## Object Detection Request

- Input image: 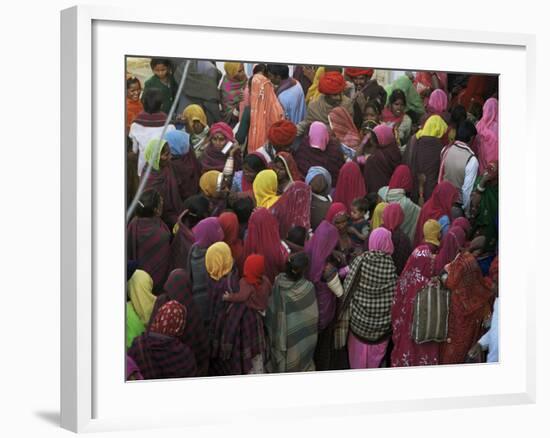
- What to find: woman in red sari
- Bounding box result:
[440,251,494,364]
[270,181,312,240]
[218,212,245,275]
[391,219,442,367]
[332,161,366,212]
[127,189,171,294]
[243,207,288,283]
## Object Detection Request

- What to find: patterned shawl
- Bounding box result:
[265,274,319,373]
[270,181,312,240]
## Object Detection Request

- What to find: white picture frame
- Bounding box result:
[60,4,536,433]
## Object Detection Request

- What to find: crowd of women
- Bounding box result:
[125,59,499,380]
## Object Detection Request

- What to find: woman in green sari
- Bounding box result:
[470,160,498,253]
[126,270,156,349]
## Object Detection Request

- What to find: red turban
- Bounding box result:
[268,120,297,147]
[318,71,346,95]
[345,67,374,78]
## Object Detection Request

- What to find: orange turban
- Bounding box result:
[345,68,374,78]
[268,120,297,147]
[318,71,346,95]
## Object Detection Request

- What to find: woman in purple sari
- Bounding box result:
[127,189,171,294]
[187,217,224,328]
[149,269,210,376]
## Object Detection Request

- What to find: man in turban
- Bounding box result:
[256,120,298,163]
[344,67,387,127]
[297,71,355,136]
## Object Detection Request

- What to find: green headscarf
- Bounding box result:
[144,138,167,171]
[385,75,425,116]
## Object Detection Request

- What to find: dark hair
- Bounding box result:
[365,193,379,217]
[469,101,483,121]
[253,63,267,75]
[365,99,381,115]
[244,153,267,174]
[150,58,172,70]
[182,194,210,227]
[389,89,407,106]
[351,197,369,213]
[232,197,255,224]
[266,64,289,80]
[451,105,467,125]
[136,189,161,217]
[141,87,163,114]
[456,120,478,143]
[127,77,141,90]
[286,226,307,247]
[285,252,309,282]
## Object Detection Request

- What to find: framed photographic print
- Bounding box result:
[61,4,536,433]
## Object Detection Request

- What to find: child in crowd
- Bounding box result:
[347,197,370,248]
[143,58,178,115]
[126,76,143,134]
[223,254,273,315]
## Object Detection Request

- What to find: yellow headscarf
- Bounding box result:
[371,202,388,230]
[305,67,325,104]
[127,270,156,325]
[253,169,280,208]
[423,219,442,247]
[199,170,221,198]
[205,241,234,281]
[182,104,208,128]
[224,62,242,80]
[144,138,167,171]
[416,115,448,139]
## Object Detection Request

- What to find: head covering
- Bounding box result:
[192,217,224,248]
[382,203,405,232]
[182,104,207,128]
[452,217,472,235]
[416,114,448,139]
[373,124,395,146]
[423,219,441,246]
[476,97,499,135]
[385,74,425,116]
[326,202,347,224]
[305,166,332,195]
[244,208,285,283]
[328,106,361,148]
[224,62,243,79]
[427,89,448,115]
[199,170,221,198]
[388,164,413,193]
[128,270,156,325]
[368,227,394,254]
[253,169,280,208]
[309,122,330,151]
[205,241,234,281]
[218,212,240,246]
[144,138,167,171]
[149,300,187,337]
[333,161,367,210]
[305,66,325,104]
[209,121,236,143]
[305,220,340,282]
[164,130,191,156]
[243,254,265,287]
[345,67,374,78]
[268,120,297,147]
[319,71,346,95]
[371,202,388,229]
[276,151,303,182]
[435,226,466,272]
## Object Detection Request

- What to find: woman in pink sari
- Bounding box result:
[472,98,498,174]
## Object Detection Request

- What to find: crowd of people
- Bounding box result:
[125,58,499,380]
